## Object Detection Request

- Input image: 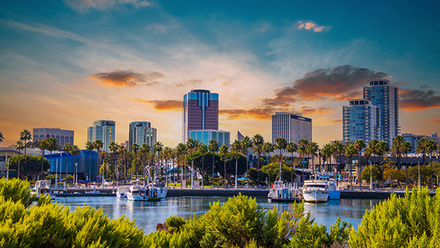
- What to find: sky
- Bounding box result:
[1,0,440,149]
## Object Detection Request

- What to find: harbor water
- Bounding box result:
[55,196,382,234]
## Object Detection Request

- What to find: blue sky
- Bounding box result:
[1,0,439,147]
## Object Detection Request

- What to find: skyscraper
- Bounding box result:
[128,121,157,150]
[183,89,219,143]
[87,120,115,152]
[272,112,312,144]
[343,99,379,143]
[363,79,399,145]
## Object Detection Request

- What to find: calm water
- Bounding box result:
[55,196,382,234]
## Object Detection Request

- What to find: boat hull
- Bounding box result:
[303,190,329,203]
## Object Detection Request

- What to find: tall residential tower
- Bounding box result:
[87,120,115,152]
[342,99,379,143]
[128,121,157,150]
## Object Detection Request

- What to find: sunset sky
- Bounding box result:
[1,0,440,149]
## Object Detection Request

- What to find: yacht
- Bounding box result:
[268,181,302,202]
[126,184,167,201]
[116,187,129,198]
[302,180,329,203]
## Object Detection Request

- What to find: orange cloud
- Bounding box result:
[331,119,342,124]
[90,70,163,87]
[298,20,331,32]
[133,99,182,110]
[300,106,332,115]
[219,108,276,120]
[400,88,440,111]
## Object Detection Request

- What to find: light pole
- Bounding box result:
[55,159,58,189]
[75,163,77,188]
[370,161,373,190]
[191,160,194,189]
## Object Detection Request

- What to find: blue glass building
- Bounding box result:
[188,130,230,146]
[343,99,379,143]
[46,150,100,181]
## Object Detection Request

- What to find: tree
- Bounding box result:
[131,143,140,178]
[262,142,274,185]
[0,131,4,143]
[198,144,208,188]
[70,145,81,186]
[37,139,49,179]
[109,141,119,182]
[286,142,298,183]
[186,139,200,188]
[391,136,411,187]
[252,134,265,186]
[345,144,357,189]
[353,139,366,187]
[307,141,319,175]
[93,140,104,179]
[14,140,24,179]
[176,143,186,188]
[360,164,382,182]
[377,141,390,188]
[231,140,242,189]
[62,143,72,188]
[153,141,164,181]
[363,147,373,189]
[163,146,172,186]
[297,139,309,184]
[85,141,94,182]
[208,139,220,186]
[331,140,345,182]
[20,129,32,155]
[219,144,229,186]
[416,137,430,166]
[321,143,333,173]
[274,137,287,181]
[8,155,50,180]
[241,136,253,186]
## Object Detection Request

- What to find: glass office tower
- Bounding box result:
[128,121,157,150]
[87,120,115,152]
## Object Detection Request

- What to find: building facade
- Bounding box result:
[343,99,379,143]
[33,128,74,149]
[363,79,399,145]
[128,121,157,150]
[87,120,115,152]
[46,150,100,181]
[403,133,440,152]
[188,130,230,146]
[272,112,312,144]
[183,89,219,143]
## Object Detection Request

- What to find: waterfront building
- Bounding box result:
[87,120,115,152]
[183,89,219,143]
[403,132,439,152]
[128,121,157,150]
[363,79,399,145]
[33,128,74,149]
[272,112,312,144]
[343,99,379,143]
[0,148,19,176]
[46,150,100,181]
[188,130,230,146]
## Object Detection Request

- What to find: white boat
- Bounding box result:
[126,184,167,201]
[116,187,129,198]
[302,180,329,203]
[327,179,341,200]
[268,181,302,202]
[33,180,51,197]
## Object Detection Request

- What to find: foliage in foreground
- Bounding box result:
[146,194,351,248]
[349,187,440,248]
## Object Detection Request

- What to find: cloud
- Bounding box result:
[433,118,440,123]
[63,0,152,13]
[263,65,389,106]
[298,21,331,32]
[173,79,202,88]
[133,99,182,110]
[331,119,342,124]
[400,88,440,111]
[219,108,277,120]
[90,70,163,87]
[300,106,332,115]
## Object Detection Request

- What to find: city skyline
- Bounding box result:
[1,1,440,148]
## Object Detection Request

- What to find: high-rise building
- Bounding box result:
[33,128,74,149]
[272,112,312,144]
[188,130,230,146]
[87,120,115,152]
[128,121,157,150]
[363,79,399,145]
[343,99,379,143]
[183,89,219,143]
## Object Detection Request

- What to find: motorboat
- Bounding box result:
[315,173,341,200]
[268,181,302,202]
[126,184,167,201]
[116,187,129,198]
[33,180,51,197]
[302,180,329,203]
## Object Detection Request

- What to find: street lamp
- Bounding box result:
[75,163,78,188]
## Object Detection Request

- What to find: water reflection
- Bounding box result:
[55,196,382,234]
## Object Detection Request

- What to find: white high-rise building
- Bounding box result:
[343,99,379,143]
[363,79,399,145]
[87,120,115,152]
[272,112,312,144]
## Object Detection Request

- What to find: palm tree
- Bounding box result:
[37,139,49,179]
[131,143,140,179]
[85,141,94,183]
[416,138,430,166]
[321,144,333,173]
[140,144,151,183]
[0,131,4,143]
[231,140,242,189]
[274,137,287,181]
[297,139,309,184]
[241,136,253,187]
[427,139,437,187]
[14,140,24,179]
[208,139,219,186]
[345,144,357,189]
[219,144,229,187]
[376,141,390,188]
[70,145,81,186]
[331,141,345,183]
[94,140,103,185]
[286,142,298,183]
[391,136,411,187]
[46,138,57,184]
[20,129,32,155]
[353,140,366,187]
[307,142,319,176]
[252,134,264,186]
[363,147,373,190]
[186,138,200,188]
[163,146,172,187]
[198,144,208,188]
[62,143,72,188]
[176,143,186,188]
[109,141,119,182]
[262,142,274,185]
[153,142,164,182]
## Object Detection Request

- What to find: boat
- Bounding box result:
[126,183,167,201]
[268,181,302,202]
[33,180,51,197]
[302,180,329,203]
[315,173,341,200]
[116,187,129,198]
